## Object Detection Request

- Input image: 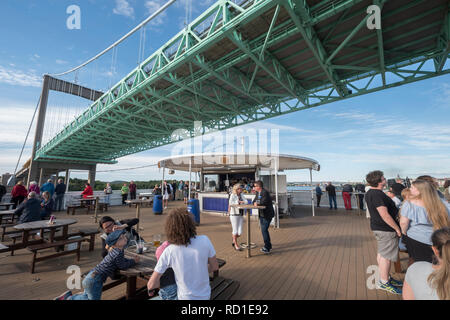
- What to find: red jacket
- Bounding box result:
[81,186,93,198]
[129,183,136,193]
[11,185,28,198]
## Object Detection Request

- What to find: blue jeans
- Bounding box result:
[159,283,178,300]
[54,194,65,211]
[259,217,272,251]
[329,195,337,209]
[105,194,111,205]
[68,271,104,300]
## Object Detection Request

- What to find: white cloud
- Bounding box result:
[145,0,168,26]
[56,59,68,65]
[113,0,135,18]
[0,65,42,87]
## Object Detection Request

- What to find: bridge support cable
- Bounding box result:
[10,95,42,185]
[49,0,178,77]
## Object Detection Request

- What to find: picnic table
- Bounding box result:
[0,203,14,211]
[80,196,104,211]
[14,219,78,248]
[138,193,153,201]
[125,199,153,231]
[0,210,19,225]
[230,204,265,258]
[121,245,158,299]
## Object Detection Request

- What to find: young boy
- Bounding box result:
[54,230,139,300]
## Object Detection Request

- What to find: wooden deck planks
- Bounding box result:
[0,203,405,300]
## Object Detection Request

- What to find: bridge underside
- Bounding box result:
[35,0,450,164]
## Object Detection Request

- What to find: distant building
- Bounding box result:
[0,173,11,186]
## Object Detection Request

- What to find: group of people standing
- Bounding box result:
[364,170,450,299]
[153,181,191,209]
[315,181,366,211]
[79,181,136,205]
[118,181,137,205]
[10,179,67,212]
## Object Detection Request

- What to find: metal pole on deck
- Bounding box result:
[162,166,165,199]
[188,157,192,201]
[275,157,279,228]
[65,169,70,210]
[310,168,315,217]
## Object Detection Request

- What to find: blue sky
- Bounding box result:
[0,0,449,183]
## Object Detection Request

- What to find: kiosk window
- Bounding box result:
[204,175,219,192]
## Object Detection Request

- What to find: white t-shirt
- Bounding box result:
[154,235,216,300]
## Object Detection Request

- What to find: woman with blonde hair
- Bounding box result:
[403,227,450,300]
[400,179,450,264]
[228,184,246,251]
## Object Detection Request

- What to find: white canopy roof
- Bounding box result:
[158,153,320,173]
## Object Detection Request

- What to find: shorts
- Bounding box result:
[163,194,169,200]
[403,234,433,263]
[373,230,399,262]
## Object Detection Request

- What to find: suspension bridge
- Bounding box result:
[13,0,450,186]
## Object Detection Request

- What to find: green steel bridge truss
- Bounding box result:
[35,0,450,164]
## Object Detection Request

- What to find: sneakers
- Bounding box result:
[54,290,72,300]
[376,281,402,295]
[389,276,403,287]
[260,247,271,254]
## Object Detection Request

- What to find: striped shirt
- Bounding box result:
[93,248,136,282]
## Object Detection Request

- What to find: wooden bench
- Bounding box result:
[78,228,100,251]
[98,203,108,212]
[27,237,86,273]
[8,231,40,255]
[7,228,62,255]
[0,243,9,253]
[210,276,240,300]
[65,228,99,252]
[1,223,16,241]
[66,204,82,215]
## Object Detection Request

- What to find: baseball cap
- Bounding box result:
[105,229,126,247]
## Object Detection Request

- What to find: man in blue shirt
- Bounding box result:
[41,179,55,198]
[315,184,323,207]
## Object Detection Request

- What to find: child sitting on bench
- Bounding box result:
[54,230,139,300]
